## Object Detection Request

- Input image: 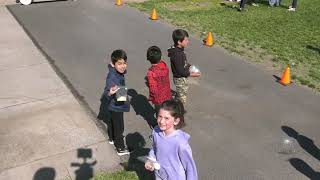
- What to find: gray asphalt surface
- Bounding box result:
[8,0,320,179]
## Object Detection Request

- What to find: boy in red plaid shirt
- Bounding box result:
[146,46,172,116]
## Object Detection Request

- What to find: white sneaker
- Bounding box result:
[288,7,296,11]
[108,139,114,145]
[117,148,130,156]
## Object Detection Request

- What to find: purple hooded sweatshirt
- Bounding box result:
[148,126,198,180]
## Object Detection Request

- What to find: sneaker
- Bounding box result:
[117,148,130,156]
[251,3,259,6]
[108,139,114,145]
[288,7,296,11]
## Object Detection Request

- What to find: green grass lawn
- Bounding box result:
[129,0,320,90]
[91,171,138,180]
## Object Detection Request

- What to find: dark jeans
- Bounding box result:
[291,0,297,8]
[240,0,256,8]
[107,111,125,149]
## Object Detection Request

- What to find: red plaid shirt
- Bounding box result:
[147,60,171,105]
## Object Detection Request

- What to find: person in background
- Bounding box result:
[239,0,258,11]
[288,0,297,11]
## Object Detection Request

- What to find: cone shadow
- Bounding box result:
[273,75,281,82]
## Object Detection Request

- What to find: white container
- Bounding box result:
[137,156,161,170]
[189,65,200,73]
[116,86,127,101]
[278,137,296,154]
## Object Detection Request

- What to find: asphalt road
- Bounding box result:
[8,0,320,179]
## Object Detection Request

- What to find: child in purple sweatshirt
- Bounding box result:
[145,99,198,180]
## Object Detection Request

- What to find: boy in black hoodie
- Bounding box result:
[168,29,201,105]
[100,49,130,156]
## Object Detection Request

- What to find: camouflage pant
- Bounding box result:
[173,77,189,104]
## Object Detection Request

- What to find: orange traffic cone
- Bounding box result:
[150,8,158,20]
[204,32,214,46]
[115,0,122,6]
[279,66,291,85]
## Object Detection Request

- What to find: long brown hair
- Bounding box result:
[160,99,186,129]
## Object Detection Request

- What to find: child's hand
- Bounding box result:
[190,72,201,77]
[145,160,155,171]
[108,85,120,96]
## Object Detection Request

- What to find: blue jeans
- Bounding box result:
[269,0,281,6]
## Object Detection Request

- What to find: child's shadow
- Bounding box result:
[122,132,154,180]
[282,126,320,162]
[289,158,320,180]
[128,89,157,129]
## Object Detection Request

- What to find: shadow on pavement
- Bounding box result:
[128,89,157,129]
[282,126,320,161]
[289,158,320,180]
[33,167,56,180]
[272,75,281,82]
[71,148,97,180]
[283,126,320,179]
[123,132,154,180]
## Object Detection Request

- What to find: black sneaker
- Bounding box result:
[116,148,130,156]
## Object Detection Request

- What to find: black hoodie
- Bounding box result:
[168,46,191,78]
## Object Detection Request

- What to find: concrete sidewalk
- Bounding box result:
[0,3,120,180]
[4,0,320,179]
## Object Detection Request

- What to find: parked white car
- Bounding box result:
[19,0,32,5]
[19,0,72,5]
